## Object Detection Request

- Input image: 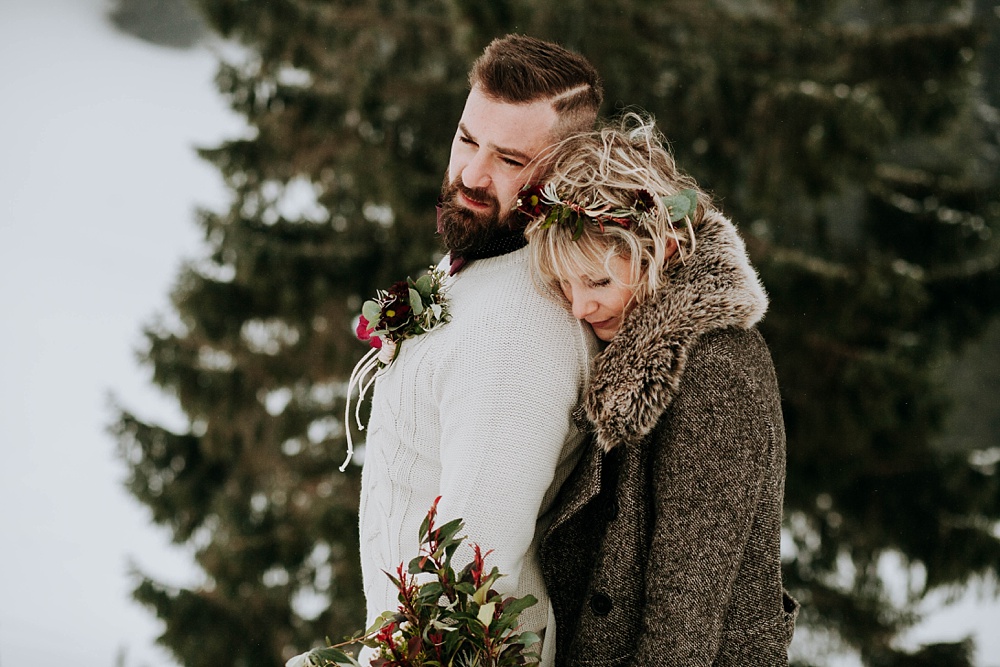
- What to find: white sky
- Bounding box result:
[0,1,997,666]
[0,0,240,665]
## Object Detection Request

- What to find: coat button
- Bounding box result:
[589,592,613,616]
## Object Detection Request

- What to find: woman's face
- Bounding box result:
[559,254,637,342]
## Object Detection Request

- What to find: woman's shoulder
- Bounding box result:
[657,327,781,415]
[694,324,770,353]
[679,326,783,416]
[646,327,784,469]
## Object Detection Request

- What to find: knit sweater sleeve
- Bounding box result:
[432,293,590,606]
[636,335,779,665]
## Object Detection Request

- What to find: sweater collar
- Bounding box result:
[584,212,768,452]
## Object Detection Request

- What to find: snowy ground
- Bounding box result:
[0,1,997,666]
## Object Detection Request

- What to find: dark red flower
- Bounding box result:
[387,280,410,300]
[633,188,656,212]
[380,281,413,329]
[515,185,548,219]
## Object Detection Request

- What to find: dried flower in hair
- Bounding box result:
[633,189,656,212]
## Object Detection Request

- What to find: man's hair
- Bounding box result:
[469,34,603,136]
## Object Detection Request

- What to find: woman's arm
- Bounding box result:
[635,336,779,665]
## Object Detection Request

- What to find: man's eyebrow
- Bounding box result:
[496,145,533,163]
[459,122,533,164]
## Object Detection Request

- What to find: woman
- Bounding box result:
[522,114,799,666]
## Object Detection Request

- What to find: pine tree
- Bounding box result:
[114,1,1000,666]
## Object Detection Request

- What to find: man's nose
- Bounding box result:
[461,151,491,190]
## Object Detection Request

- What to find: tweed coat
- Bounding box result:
[539,212,799,666]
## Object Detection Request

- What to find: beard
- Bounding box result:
[437,175,520,254]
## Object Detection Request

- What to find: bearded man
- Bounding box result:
[358,34,602,665]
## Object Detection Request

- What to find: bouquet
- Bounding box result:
[288,498,540,667]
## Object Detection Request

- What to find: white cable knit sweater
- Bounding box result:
[358,246,596,662]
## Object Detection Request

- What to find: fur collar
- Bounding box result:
[583,212,768,452]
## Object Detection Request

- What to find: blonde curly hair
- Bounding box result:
[525,112,712,306]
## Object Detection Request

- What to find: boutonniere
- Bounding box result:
[341,268,451,470]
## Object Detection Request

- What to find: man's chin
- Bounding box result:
[439,215,487,254]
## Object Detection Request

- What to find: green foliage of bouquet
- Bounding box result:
[288,498,539,667]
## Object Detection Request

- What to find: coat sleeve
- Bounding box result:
[634,343,778,665]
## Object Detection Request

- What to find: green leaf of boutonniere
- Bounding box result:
[408,287,424,316]
[413,273,434,299]
[361,300,381,325]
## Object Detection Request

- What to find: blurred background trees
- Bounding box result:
[108,0,208,48]
[110,0,1000,665]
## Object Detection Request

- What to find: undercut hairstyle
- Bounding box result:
[525,112,713,306]
[469,34,603,137]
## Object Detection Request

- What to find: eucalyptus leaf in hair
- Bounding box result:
[661,189,698,224]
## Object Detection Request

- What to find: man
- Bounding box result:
[358,35,603,664]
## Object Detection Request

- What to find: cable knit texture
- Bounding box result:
[541,212,799,666]
[359,246,597,664]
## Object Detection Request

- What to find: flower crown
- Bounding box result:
[515,182,698,240]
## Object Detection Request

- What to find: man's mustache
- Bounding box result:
[451,181,499,210]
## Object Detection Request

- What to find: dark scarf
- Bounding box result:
[436,203,527,275]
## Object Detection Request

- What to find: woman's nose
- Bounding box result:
[571,293,597,320]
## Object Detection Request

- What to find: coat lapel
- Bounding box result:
[545,437,605,536]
